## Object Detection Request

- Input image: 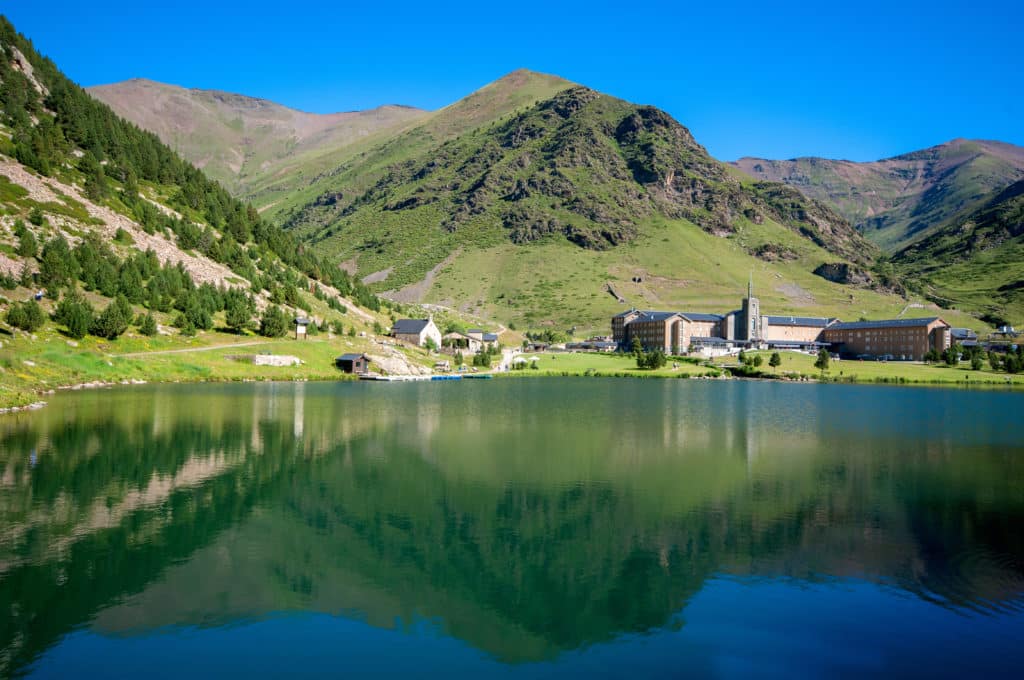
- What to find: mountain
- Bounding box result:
[86,64,983,330]
[255,68,578,220]
[90,70,575,217]
[733,139,1024,251]
[275,82,944,330]
[895,178,1024,322]
[87,78,427,195]
[0,15,385,352]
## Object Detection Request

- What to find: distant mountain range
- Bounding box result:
[88,78,427,195]
[732,140,1024,252]
[87,70,1023,328]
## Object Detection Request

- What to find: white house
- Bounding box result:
[392,318,442,348]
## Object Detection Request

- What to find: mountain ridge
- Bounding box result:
[87,78,429,194]
[732,139,1024,251]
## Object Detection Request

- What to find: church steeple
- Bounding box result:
[742,271,760,343]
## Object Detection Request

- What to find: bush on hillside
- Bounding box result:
[6,299,46,332]
[54,291,94,339]
[139,312,158,336]
[90,297,130,339]
[259,305,288,338]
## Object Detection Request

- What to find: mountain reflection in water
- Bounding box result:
[0,380,1022,676]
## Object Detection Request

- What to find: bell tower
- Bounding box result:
[742,273,760,343]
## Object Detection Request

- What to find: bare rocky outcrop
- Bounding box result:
[367,350,432,376]
[813,262,872,286]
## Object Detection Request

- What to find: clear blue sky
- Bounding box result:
[4,0,1022,161]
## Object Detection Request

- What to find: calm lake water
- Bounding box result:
[1,379,1022,677]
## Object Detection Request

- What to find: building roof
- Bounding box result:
[765,315,832,328]
[680,312,723,323]
[336,353,369,362]
[293,317,311,325]
[393,319,431,334]
[827,317,945,331]
[951,327,978,339]
[613,309,640,318]
[635,311,682,322]
[482,333,499,342]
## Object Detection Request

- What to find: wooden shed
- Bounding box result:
[336,353,371,375]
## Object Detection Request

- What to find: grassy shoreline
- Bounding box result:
[0,328,407,410]
[5,341,1023,412]
[493,350,1024,389]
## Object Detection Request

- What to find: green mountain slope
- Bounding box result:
[256,69,577,222]
[87,78,427,196]
[276,85,957,331]
[895,178,1024,322]
[0,15,399,368]
[733,139,1024,251]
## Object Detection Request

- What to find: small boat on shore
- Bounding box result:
[431,375,462,381]
[463,374,493,380]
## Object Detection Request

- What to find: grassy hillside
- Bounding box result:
[88,78,427,196]
[733,139,1024,251]
[272,84,963,333]
[895,179,1024,323]
[0,15,457,407]
[254,69,576,221]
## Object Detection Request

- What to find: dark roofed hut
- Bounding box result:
[336,353,371,375]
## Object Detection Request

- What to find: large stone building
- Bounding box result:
[821,317,951,361]
[611,281,955,360]
[612,280,832,354]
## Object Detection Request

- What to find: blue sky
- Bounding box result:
[4,0,1022,161]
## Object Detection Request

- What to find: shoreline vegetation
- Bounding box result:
[6,338,1023,413]
[496,350,1024,388]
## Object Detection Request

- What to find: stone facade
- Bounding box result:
[821,318,951,361]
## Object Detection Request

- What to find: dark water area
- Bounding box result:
[1,379,1022,677]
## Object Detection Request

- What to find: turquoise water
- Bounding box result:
[1,379,1022,677]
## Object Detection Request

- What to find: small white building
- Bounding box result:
[392,317,442,348]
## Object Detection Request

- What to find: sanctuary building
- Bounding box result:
[611,280,951,361]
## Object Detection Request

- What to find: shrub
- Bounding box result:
[55,292,94,339]
[259,305,288,338]
[7,299,46,332]
[90,299,129,339]
[139,312,158,336]
[14,220,37,258]
[814,348,830,372]
[224,292,254,334]
[39,236,80,288]
[28,206,45,226]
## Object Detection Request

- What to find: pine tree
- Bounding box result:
[139,312,158,336]
[815,348,830,373]
[258,305,288,338]
[80,151,108,201]
[55,291,93,339]
[39,235,79,288]
[90,298,129,339]
[224,292,253,334]
[14,219,36,258]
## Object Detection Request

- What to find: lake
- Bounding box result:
[1,379,1022,677]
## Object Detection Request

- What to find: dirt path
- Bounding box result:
[112,340,270,358]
